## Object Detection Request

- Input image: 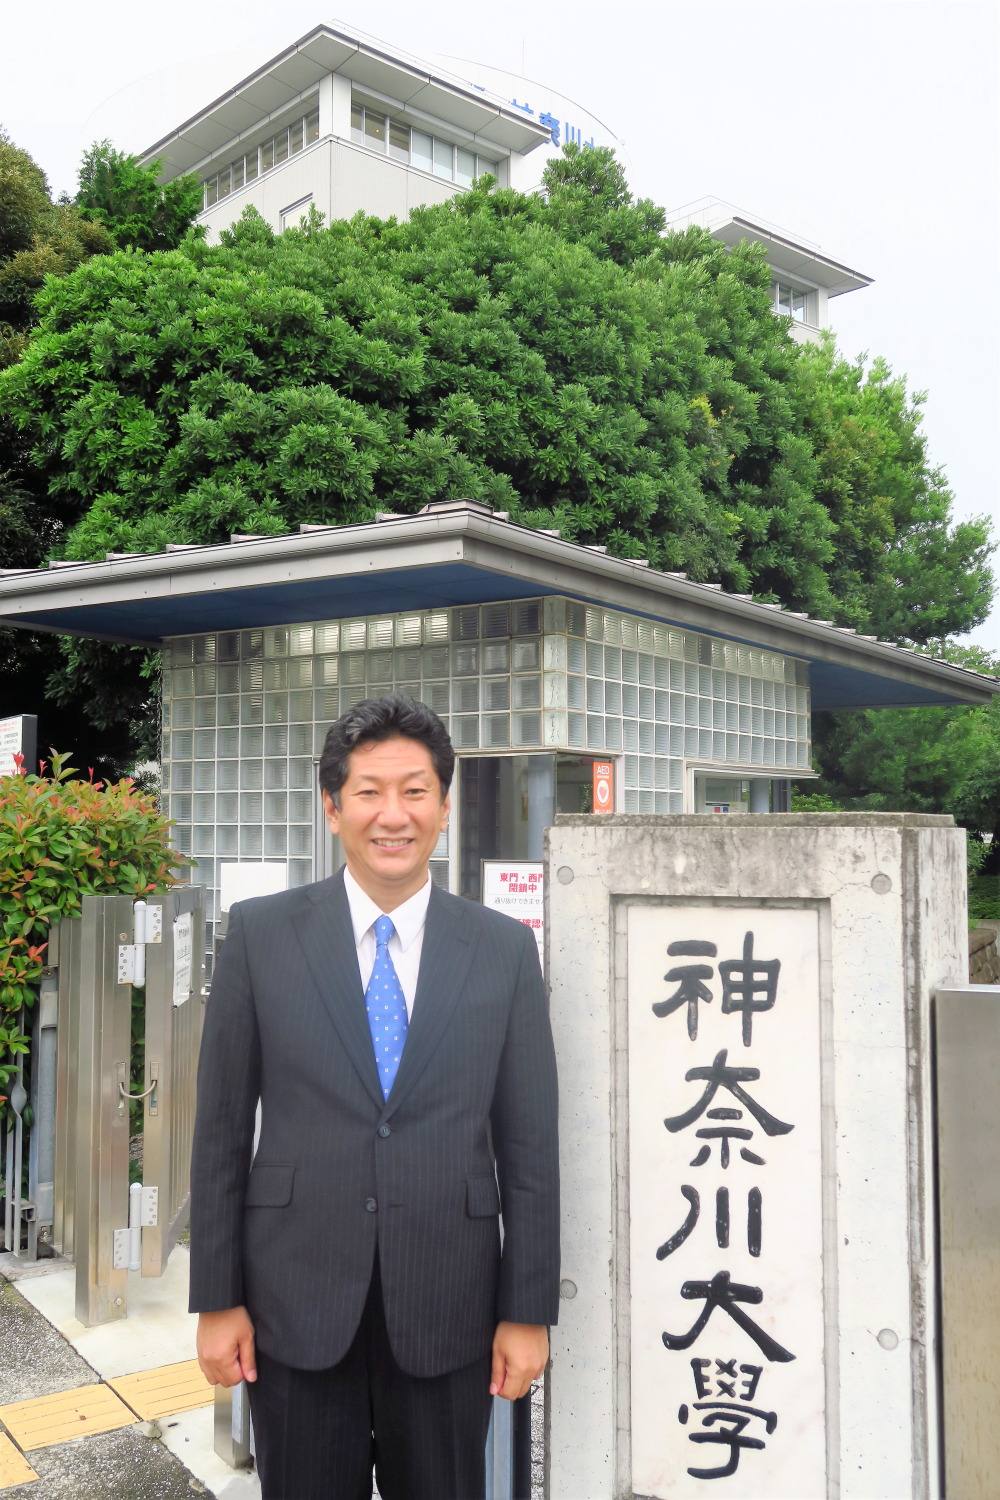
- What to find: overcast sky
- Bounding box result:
[3,0,997,648]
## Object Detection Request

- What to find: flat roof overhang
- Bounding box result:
[140,24,552,180]
[712,218,872,297]
[0,506,994,712]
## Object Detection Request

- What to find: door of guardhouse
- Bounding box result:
[459,753,607,899]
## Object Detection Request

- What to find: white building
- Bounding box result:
[140,23,871,339]
[665,197,872,343]
[138,24,552,241]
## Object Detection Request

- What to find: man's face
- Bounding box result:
[323,735,450,910]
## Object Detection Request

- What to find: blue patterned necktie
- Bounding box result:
[365,915,408,1100]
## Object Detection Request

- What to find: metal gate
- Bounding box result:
[2,888,203,1325]
[138,886,204,1275]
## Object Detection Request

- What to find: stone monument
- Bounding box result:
[545,813,966,1500]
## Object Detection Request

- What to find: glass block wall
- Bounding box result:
[160,596,810,962]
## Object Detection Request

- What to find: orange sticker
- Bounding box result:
[593,761,614,814]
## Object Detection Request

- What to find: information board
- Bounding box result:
[172,912,193,1007]
[0,714,37,777]
[481,860,544,962]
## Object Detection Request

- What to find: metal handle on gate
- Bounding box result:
[118,1080,156,1101]
[119,1061,159,1114]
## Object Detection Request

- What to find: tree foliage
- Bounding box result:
[0,135,113,370]
[0,135,168,772]
[3,145,992,646]
[76,141,203,254]
[0,142,993,770]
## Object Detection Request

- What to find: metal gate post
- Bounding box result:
[1,1014,27,1254]
[53,911,80,1258]
[73,893,134,1325]
[140,887,204,1276]
[24,961,59,1259]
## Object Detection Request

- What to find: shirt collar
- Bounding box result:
[343,867,432,952]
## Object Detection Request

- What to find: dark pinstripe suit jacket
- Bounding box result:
[188,870,560,1376]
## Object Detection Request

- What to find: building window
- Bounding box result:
[773,282,812,323]
[349,100,500,186]
[280,196,313,232]
[202,100,321,211]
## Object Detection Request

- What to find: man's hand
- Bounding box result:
[490,1321,548,1401]
[197,1306,257,1387]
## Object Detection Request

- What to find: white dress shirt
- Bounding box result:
[343,867,431,1020]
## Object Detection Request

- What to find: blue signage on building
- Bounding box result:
[510,98,595,149]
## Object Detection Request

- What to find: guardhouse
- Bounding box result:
[0,500,994,968]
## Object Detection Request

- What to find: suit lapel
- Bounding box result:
[384,884,474,1118]
[290,871,385,1111]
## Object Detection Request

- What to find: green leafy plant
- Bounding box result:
[75,140,203,254]
[0,750,185,1099]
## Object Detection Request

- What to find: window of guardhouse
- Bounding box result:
[161,599,810,972]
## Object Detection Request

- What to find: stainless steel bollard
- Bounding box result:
[214,1380,252,1469]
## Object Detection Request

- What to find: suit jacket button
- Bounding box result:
[365,1197,378,1213]
[377,1125,391,1138]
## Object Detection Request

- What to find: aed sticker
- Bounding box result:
[593,761,614,814]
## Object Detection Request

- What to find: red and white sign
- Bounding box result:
[481,860,544,962]
[593,761,614,814]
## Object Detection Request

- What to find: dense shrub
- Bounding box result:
[0,752,182,1098]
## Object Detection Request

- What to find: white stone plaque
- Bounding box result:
[172,911,193,1008]
[628,904,825,1499]
[481,860,544,962]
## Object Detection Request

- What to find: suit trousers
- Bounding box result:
[247,1258,494,1500]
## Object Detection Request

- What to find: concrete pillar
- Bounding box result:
[749,777,770,812]
[526,755,555,860]
[545,812,967,1500]
[323,72,352,138]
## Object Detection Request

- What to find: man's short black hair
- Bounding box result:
[318,694,455,807]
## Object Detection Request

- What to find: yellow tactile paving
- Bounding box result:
[0,1383,135,1452]
[106,1359,214,1421]
[0,1431,38,1489]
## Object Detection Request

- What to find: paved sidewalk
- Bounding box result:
[0,1250,260,1499]
[1,1248,543,1498]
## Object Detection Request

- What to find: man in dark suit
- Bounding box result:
[190,693,560,1500]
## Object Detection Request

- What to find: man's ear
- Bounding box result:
[322,789,340,833]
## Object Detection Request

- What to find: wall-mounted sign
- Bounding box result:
[219,861,290,912]
[172,912,193,1007]
[433,54,618,164]
[0,714,37,777]
[627,904,824,1496]
[481,860,544,962]
[593,761,614,814]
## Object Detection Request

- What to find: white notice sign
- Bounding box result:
[172,912,193,1007]
[0,715,36,777]
[627,904,825,1498]
[481,861,544,963]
